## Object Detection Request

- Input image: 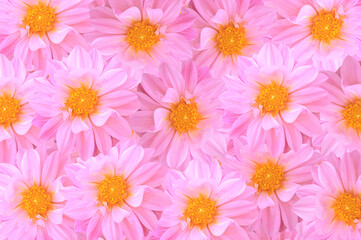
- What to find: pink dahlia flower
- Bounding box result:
[268,0,361,71]
[130,60,224,169]
[221,43,328,156]
[0,149,75,239]
[224,138,317,237]
[91,0,196,74]
[0,54,38,163]
[192,0,276,76]
[156,158,258,240]
[294,151,361,239]
[0,0,92,69]
[31,46,139,160]
[319,56,361,157]
[64,141,170,240]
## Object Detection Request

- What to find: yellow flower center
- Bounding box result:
[312,11,343,43]
[183,195,216,228]
[97,176,128,208]
[0,94,20,127]
[23,3,56,34]
[127,21,159,52]
[332,193,361,226]
[170,98,201,133]
[65,86,98,117]
[255,82,288,114]
[343,101,361,133]
[251,161,284,193]
[217,24,247,55]
[21,185,52,220]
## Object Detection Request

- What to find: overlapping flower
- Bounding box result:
[0,0,361,239]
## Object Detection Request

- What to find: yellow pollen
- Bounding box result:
[97,176,128,208]
[127,21,159,52]
[23,3,56,34]
[255,82,288,114]
[21,185,52,220]
[312,11,343,43]
[217,24,247,55]
[251,161,284,193]
[183,195,216,228]
[343,101,361,133]
[170,98,201,133]
[65,86,98,117]
[0,95,20,127]
[332,193,361,226]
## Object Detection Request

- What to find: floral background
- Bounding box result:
[0,0,361,239]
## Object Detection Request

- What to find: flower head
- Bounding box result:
[221,43,328,156]
[31,46,139,160]
[0,149,75,239]
[130,60,224,169]
[91,0,196,75]
[0,0,92,69]
[269,0,361,71]
[294,151,361,239]
[0,54,37,163]
[64,141,170,240]
[156,158,258,239]
[193,0,276,76]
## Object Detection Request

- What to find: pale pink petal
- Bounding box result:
[276,182,298,202]
[126,186,145,208]
[258,192,275,209]
[208,216,231,236]
[112,206,130,223]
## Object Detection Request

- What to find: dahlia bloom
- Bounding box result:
[294,151,361,239]
[319,56,361,157]
[130,60,224,169]
[156,159,258,240]
[0,0,92,69]
[224,138,317,237]
[0,149,75,239]
[64,141,170,240]
[221,43,328,156]
[0,54,37,163]
[91,0,196,74]
[268,0,361,71]
[31,46,139,160]
[192,0,276,76]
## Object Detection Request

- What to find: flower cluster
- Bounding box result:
[0,0,361,239]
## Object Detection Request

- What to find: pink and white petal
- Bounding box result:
[66,46,92,69]
[280,103,303,123]
[29,34,46,51]
[47,208,63,225]
[112,206,130,223]
[91,107,113,127]
[208,216,231,236]
[12,120,32,136]
[114,6,141,23]
[141,188,171,211]
[318,161,343,192]
[293,196,316,220]
[75,130,95,160]
[166,135,188,168]
[126,186,145,208]
[276,182,299,202]
[257,192,275,209]
[21,149,41,184]
[154,108,171,130]
[0,126,12,142]
[190,228,208,240]
[293,112,322,136]
[71,116,90,134]
[262,113,280,130]
[86,213,103,240]
[200,27,217,49]
[211,9,230,25]
[102,213,122,240]
[296,5,317,24]
[256,43,283,67]
[102,115,133,139]
[340,155,356,192]
[340,56,361,87]
[48,25,70,44]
